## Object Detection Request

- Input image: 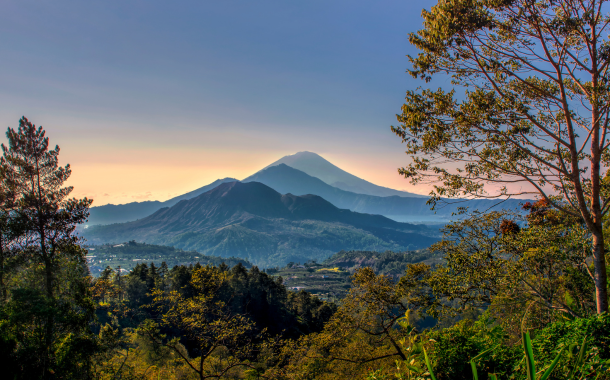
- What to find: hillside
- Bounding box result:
[264,249,442,301]
[82,181,439,267]
[322,249,442,276]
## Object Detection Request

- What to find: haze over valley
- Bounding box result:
[84,151,524,266]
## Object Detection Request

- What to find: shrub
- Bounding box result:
[533,313,610,362]
[429,316,519,380]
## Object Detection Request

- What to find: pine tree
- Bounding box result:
[0,117,95,378]
[3,117,92,298]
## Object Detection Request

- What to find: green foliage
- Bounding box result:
[94,261,336,339]
[0,117,96,379]
[393,0,610,313]
[142,265,261,379]
[428,317,519,379]
[531,312,610,376]
[266,268,441,379]
[420,208,596,332]
[389,321,609,380]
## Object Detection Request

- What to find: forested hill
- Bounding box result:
[322,249,442,277]
[82,181,439,267]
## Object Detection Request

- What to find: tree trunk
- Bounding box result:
[41,227,54,380]
[592,230,608,313]
[43,256,54,380]
[0,234,5,301]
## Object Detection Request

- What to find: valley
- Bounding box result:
[85,241,252,275]
[268,249,443,301]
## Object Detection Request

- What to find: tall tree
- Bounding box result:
[1,117,94,378]
[2,116,92,299]
[393,0,610,313]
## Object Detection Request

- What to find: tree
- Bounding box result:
[0,160,21,301]
[267,267,434,379]
[0,117,95,378]
[421,207,596,334]
[92,266,120,304]
[143,265,262,380]
[393,0,610,313]
[2,117,92,298]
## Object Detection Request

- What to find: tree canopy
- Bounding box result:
[392,0,610,313]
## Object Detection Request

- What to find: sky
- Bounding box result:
[0,0,440,205]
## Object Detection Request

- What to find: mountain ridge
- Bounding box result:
[86,152,527,227]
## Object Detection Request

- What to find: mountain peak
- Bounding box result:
[264,152,333,171]
[263,152,427,198]
[288,151,326,158]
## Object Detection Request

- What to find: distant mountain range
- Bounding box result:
[87,152,525,226]
[264,151,427,198]
[87,178,237,225]
[83,181,439,267]
[244,164,524,218]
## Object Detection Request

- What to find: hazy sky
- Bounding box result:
[0,0,439,205]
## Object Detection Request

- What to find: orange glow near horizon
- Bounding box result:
[2,114,530,207]
[66,151,432,206]
[0,115,432,206]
